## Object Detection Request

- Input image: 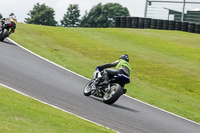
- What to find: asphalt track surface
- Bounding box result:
[0,39,200,133]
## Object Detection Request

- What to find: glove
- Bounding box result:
[97,65,103,71]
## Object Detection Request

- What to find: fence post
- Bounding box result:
[144,0,148,18]
[181,0,186,21]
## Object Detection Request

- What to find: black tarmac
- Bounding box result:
[0,39,199,133]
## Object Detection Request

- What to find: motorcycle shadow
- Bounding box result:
[90,96,103,102]
[90,96,140,113]
[112,104,140,113]
[3,39,16,46]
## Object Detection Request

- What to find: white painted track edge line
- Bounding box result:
[7,38,200,126]
[0,82,119,133]
[124,95,200,126]
[6,38,118,132]
[7,38,89,81]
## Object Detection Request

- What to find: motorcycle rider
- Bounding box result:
[97,54,131,86]
[0,13,17,34]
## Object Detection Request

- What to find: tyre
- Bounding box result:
[83,80,93,96]
[168,21,175,30]
[126,17,132,28]
[163,20,169,30]
[150,19,157,29]
[120,17,126,28]
[188,23,196,33]
[181,22,189,32]
[0,29,8,41]
[175,21,181,31]
[144,18,151,29]
[156,19,164,30]
[115,16,121,28]
[103,83,123,105]
[138,17,145,28]
[132,17,139,28]
[195,23,200,34]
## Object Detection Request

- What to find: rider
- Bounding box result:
[0,13,17,34]
[97,54,131,85]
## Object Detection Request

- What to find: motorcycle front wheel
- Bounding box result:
[83,80,93,96]
[103,83,123,105]
[0,29,8,41]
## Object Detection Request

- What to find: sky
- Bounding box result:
[0,0,146,23]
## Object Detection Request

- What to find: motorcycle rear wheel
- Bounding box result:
[103,83,123,105]
[83,80,93,96]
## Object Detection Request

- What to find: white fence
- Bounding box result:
[144,0,200,23]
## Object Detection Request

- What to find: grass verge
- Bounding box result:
[9,23,200,123]
[0,85,115,133]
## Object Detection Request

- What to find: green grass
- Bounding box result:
[0,85,115,133]
[9,23,200,124]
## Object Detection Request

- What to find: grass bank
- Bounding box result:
[9,23,200,123]
[0,85,114,133]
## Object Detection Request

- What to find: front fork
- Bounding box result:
[0,21,5,29]
[0,21,12,36]
[91,79,108,98]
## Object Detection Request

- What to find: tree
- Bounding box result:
[25,3,57,26]
[61,4,80,27]
[0,13,2,19]
[80,3,130,27]
[80,11,89,27]
[80,3,102,27]
[101,3,130,27]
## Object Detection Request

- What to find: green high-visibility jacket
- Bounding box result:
[115,59,132,75]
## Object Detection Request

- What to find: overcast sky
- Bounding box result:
[0,0,146,23]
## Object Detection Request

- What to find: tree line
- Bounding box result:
[23,3,130,27]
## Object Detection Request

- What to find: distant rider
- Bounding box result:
[97,54,131,86]
[0,13,17,34]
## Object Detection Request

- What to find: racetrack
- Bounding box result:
[0,39,200,133]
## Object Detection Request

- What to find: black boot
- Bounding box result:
[100,70,109,86]
[123,89,127,94]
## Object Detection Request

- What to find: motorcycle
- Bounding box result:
[83,68,130,104]
[0,16,17,41]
